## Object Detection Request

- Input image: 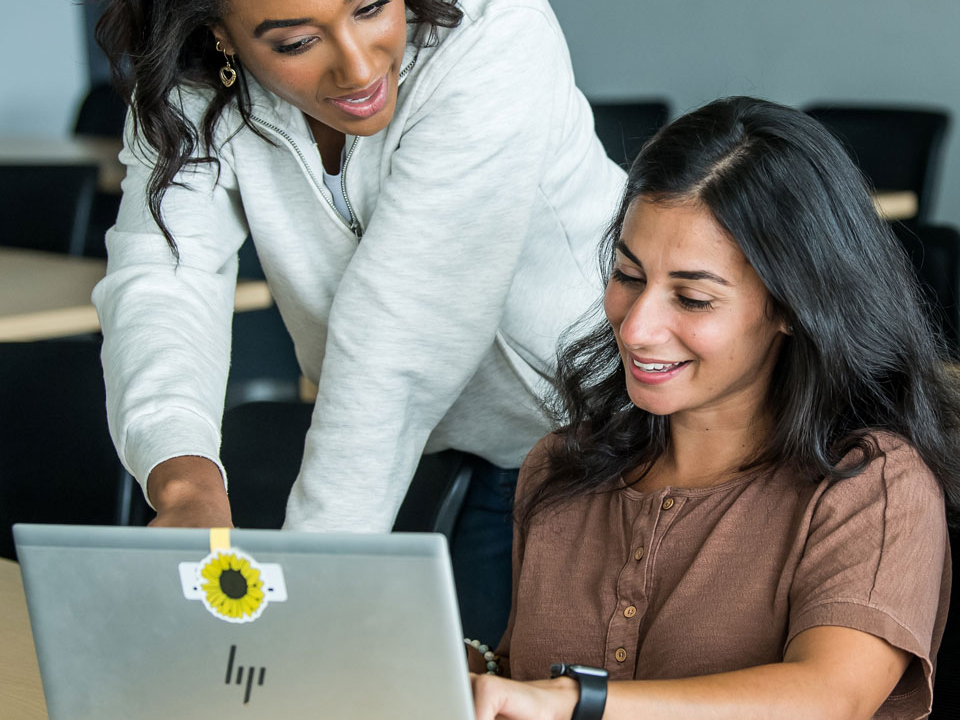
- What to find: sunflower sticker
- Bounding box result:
[199,549,266,622]
[179,534,287,624]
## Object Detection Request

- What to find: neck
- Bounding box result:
[307,116,346,175]
[631,403,773,491]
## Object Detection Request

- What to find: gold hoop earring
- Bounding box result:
[216,40,237,88]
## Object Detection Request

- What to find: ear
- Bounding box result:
[210,26,237,56]
[779,318,794,335]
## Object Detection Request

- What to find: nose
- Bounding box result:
[616,288,673,350]
[330,28,377,90]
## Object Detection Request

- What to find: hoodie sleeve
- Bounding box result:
[91,101,249,496]
[283,4,571,530]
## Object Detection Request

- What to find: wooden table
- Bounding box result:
[0,558,47,719]
[0,137,125,194]
[0,247,273,342]
[873,191,918,221]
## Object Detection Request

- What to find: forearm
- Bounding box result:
[147,456,233,527]
[604,662,860,720]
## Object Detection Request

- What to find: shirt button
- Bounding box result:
[661,497,675,510]
[623,605,637,618]
[634,546,644,561]
[615,648,628,663]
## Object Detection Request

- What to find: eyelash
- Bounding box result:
[611,269,714,311]
[274,0,392,54]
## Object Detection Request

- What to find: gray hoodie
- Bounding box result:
[92,0,626,532]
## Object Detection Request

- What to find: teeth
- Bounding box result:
[633,360,683,373]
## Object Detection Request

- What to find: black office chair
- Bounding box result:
[224,237,303,408]
[0,164,98,255]
[219,401,472,538]
[0,338,131,560]
[930,522,959,718]
[74,82,128,139]
[892,223,960,356]
[589,99,670,168]
[73,82,128,258]
[805,105,950,223]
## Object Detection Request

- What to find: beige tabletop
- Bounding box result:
[0,247,273,342]
[0,558,47,720]
[873,190,918,221]
[0,137,125,194]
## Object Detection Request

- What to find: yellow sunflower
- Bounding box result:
[200,551,265,621]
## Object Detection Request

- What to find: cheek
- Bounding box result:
[603,283,626,330]
[379,6,410,54]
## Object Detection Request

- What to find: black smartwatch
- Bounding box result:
[549,663,609,720]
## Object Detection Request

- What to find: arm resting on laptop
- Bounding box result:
[147,456,234,528]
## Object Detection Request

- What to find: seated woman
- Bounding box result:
[469,96,957,720]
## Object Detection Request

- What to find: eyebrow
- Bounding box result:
[253,18,313,37]
[615,241,731,286]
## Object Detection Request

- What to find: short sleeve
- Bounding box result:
[788,435,950,718]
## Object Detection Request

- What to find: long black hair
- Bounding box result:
[95,0,462,253]
[521,96,960,525]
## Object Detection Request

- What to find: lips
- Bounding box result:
[627,356,691,385]
[327,76,388,120]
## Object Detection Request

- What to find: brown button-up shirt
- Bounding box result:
[499,433,950,720]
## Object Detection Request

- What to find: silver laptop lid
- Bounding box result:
[14,524,475,720]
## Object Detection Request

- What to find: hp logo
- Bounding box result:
[224,645,266,704]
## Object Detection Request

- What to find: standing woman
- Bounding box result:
[92,0,625,641]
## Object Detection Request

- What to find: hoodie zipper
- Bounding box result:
[248,115,363,239]
[247,52,418,241]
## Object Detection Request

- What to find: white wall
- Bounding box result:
[550,0,960,227]
[1,0,958,225]
[0,0,87,137]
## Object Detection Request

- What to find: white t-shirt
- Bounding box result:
[321,149,350,222]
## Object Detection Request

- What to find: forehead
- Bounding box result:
[222,0,352,24]
[619,199,751,279]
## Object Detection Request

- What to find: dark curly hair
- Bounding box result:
[519,96,960,527]
[96,0,462,253]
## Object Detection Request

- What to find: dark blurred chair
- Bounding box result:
[805,105,949,223]
[892,223,960,356]
[930,523,959,718]
[220,401,472,538]
[590,99,670,168]
[0,164,98,255]
[226,237,302,408]
[74,82,128,139]
[0,338,132,559]
[73,82,128,258]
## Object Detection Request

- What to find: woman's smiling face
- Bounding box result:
[604,198,788,422]
[213,0,408,137]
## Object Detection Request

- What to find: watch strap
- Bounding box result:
[550,663,608,720]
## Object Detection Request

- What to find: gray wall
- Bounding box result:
[1,0,958,224]
[0,0,86,136]
[550,0,960,227]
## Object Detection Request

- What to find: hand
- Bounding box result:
[471,673,578,720]
[146,456,234,528]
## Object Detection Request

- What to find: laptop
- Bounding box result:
[13,524,476,720]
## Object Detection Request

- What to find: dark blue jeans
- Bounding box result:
[450,459,518,647]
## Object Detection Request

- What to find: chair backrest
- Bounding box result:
[0,339,128,559]
[589,100,671,168]
[73,82,128,139]
[219,401,472,537]
[931,523,959,718]
[0,164,98,255]
[892,222,960,356]
[805,105,950,223]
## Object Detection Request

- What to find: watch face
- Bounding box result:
[570,665,610,678]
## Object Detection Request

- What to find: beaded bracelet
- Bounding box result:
[464,637,501,675]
